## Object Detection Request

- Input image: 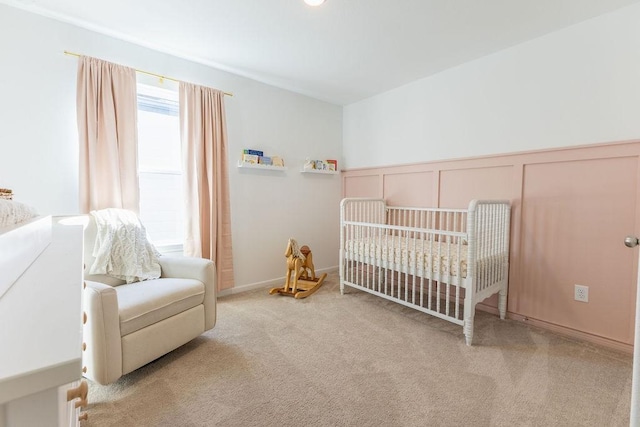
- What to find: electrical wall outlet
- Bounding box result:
[574,284,589,303]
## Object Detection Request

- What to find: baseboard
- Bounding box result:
[475,303,633,354]
[218,266,338,297]
[476,303,499,316]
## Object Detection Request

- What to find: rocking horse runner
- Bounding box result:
[269,238,326,299]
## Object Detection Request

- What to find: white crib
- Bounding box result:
[339,198,511,345]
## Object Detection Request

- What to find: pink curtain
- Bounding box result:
[179,82,234,290]
[77,56,139,213]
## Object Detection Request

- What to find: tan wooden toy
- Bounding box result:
[269,238,326,299]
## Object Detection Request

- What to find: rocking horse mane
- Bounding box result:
[287,238,306,262]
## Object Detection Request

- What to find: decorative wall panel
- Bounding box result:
[343,175,380,198]
[383,172,434,207]
[439,166,514,208]
[342,140,640,350]
[519,157,637,343]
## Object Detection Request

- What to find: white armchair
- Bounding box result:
[80,216,216,385]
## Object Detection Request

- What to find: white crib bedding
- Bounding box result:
[345,237,468,278]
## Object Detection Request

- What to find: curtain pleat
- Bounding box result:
[77,56,139,213]
[179,82,234,291]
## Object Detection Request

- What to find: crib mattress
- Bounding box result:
[345,237,468,278]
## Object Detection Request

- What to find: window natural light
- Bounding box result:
[137,83,184,250]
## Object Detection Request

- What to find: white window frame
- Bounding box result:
[136,81,184,255]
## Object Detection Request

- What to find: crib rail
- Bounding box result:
[340,198,386,225]
[387,206,467,235]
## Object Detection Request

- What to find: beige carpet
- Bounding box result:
[85,272,632,426]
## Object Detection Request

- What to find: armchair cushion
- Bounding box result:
[117,278,205,336]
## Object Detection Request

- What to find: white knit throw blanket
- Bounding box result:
[89,209,161,284]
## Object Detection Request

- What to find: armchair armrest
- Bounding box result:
[158,256,216,330]
[82,280,123,385]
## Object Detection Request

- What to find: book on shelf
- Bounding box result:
[243,149,264,157]
[258,156,272,166]
[307,159,337,171]
[242,154,259,164]
[241,149,284,168]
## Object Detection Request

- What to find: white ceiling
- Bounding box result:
[5,0,640,105]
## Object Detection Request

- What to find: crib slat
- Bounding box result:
[420,232,425,308]
[390,209,395,298]
[445,230,451,317]
[404,228,409,302]
[430,212,435,306]
[411,233,416,304]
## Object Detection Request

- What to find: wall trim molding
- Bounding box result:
[476,304,632,353]
[218,266,339,298]
[343,138,640,174]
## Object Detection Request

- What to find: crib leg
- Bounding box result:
[498,287,507,320]
[464,322,474,346]
[463,303,474,346]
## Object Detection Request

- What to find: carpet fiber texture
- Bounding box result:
[85,272,632,426]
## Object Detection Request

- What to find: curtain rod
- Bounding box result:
[64,50,233,97]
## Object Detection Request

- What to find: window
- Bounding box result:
[137,83,184,250]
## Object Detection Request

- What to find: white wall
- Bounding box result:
[343,3,640,169]
[0,5,343,290]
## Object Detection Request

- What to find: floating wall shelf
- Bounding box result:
[300,169,339,175]
[237,161,287,171]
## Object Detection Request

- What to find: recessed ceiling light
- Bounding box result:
[304,0,325,6]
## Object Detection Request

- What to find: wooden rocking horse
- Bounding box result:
[269,238,326,299]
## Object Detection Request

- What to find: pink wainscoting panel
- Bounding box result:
[519,157,638,344]
[438,166,515,310]
[343,175,380,198]
[383,172,434,207]
[342,140,640,350]
[439,166,514,208]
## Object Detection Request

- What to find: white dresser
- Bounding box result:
[0,217,86,426]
